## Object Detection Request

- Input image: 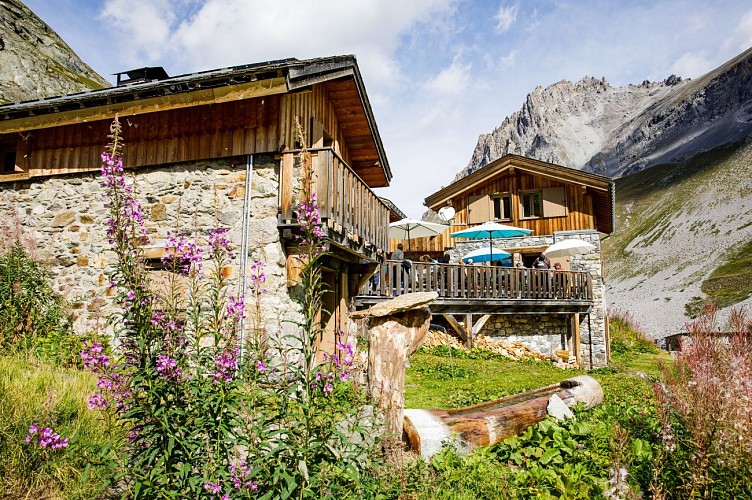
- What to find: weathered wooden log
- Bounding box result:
[352,292,437,439]
[403,375,603,458]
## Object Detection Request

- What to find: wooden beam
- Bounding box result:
[573,313,581,367]
[441,314,468,343]
[465,313,473,348]
[0,78,288,134]
[471,314,491,335]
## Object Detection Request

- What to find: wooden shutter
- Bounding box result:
[542,187,567,217]
[468,194,490,223]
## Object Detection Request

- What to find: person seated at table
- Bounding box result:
[553,262,563,271]
[533,254,550,269]
[392,243,404,261]
[440,253,451,264]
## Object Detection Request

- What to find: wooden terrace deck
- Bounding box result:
[356,261,594,315]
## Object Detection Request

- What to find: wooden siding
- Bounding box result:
[0,82,382,182]
[391,170,596,254]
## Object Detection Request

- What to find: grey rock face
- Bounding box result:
[459,47,752,180]
[0,0,109,104]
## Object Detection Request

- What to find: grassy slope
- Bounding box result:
[0,356,118,499]
[603,140,752,312]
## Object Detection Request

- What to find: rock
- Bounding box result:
[51,210,75,227]
[350,292,438,319]
[547,393,574,420]
[150,203,167,221]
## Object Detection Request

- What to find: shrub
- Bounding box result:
[609,308,660,355]
[653,306,752,498]
[0,243,89,366]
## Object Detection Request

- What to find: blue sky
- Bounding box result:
[24,0,752,217]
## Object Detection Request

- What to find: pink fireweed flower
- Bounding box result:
[162,232,204,275]
[208,228,234,258]
[25,424,68,449]
[226,295,246,321]
[87,393,107,409]
[323,382,333,394]
[204,482,222,494]
[213,346,239,383]
[156,355,182,380]
[230,461,259,492]
[255,359,267,372]
[81,342,110,373]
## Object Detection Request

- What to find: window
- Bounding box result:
[0,143,16,174]
[492,194,512,220]
[521,190,542,218]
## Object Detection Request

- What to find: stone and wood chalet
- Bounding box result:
[366,154,615,367]
[0,55,392,355]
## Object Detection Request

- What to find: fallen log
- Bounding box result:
[403,375,603,459]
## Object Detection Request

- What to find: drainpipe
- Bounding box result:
[238,154,254,360]
[587,313,593,368]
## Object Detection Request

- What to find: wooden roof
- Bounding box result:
[0,55,391,187]
[424,154,615,234]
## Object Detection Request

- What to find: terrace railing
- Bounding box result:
[279,148,390,255]
[363,261,593,301]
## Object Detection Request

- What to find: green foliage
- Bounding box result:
[0,243,97,367]
[608,308,659,356]
[0,355,119,499]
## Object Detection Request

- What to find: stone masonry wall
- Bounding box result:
[480,314,569,356]
[0,155,304,342]
[448,230,608,367]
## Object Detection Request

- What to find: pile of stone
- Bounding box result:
[422,328,549,362]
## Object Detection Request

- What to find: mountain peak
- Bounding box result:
[459,47,752,180]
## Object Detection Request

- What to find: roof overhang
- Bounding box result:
[0,55,391,186]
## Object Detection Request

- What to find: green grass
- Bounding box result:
[0,355,120,499]
[405,350,580,409]
[700,238,752,308]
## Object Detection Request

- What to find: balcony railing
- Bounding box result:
[279,148,390,255]
[363,261,593,301]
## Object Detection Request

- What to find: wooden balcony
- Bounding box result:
[357,261,594,315]
[279,148,390,259]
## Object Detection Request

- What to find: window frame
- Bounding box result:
[520,189,543,219]
[491,192,513,221]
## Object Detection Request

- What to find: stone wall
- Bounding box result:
[448,230,608,367]
[0,154,304,342]
[480,314,569,355]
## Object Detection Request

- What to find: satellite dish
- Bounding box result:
[438,205,456,222]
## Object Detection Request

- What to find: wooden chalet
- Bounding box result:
[365,154,615,367]
[0,55,392,353]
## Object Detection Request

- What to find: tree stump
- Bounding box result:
[351,292,436,439]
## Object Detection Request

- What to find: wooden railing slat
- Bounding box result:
[360,261,594,302]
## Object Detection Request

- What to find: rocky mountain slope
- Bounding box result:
[460,47,752,180]
[603,140,752,336]
[0,0,108,105]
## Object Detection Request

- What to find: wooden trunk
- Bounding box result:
[403,375,603,458]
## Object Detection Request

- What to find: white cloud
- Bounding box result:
[101,0,458,89]
[100,0,176,66]
[670,50,713,78]
[424,55,471,96]
[723,9,752,55]
[494,3,518,33]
